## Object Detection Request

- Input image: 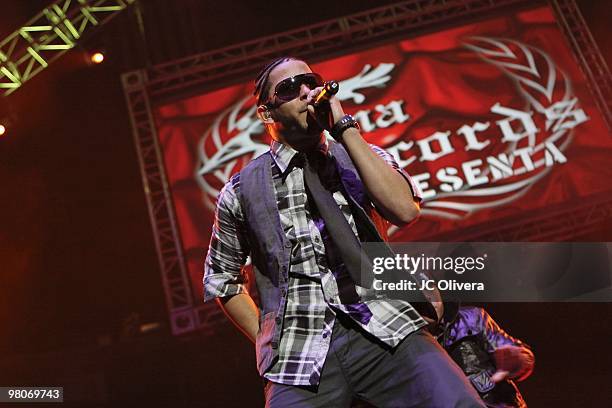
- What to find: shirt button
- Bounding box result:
[322,332,328,339]
[284,241,292,248]
[275,316,282,325]
[314,237,320,243]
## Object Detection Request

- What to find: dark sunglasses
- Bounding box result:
[266,73,324,107]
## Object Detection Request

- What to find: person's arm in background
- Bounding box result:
[471,307,535,383]
[204,180,259,344]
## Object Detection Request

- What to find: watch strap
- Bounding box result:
[330,114,360,141]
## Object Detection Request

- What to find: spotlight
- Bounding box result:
[90,51,105,64]
[0,99,16,137]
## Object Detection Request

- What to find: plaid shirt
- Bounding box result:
[204,139,426,386]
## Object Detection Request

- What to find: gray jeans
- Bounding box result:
[264,314,485,408]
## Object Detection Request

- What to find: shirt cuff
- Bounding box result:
[203,273,248,302]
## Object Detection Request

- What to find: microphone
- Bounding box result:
[313,80,339,106]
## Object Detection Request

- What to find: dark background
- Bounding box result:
[0,1,611,407]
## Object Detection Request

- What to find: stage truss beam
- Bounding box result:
[146,0,531,103]
[0,0,135,96]
[122,70,195,335]
[551,0,612,130]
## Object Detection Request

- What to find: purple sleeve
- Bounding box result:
[475,308,530,354]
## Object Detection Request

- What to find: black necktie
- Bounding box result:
[301,152,375,288]
[294,150,437,319]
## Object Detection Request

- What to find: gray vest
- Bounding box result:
[237,142,375,374]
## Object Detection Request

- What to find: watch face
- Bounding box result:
[347,116,359,130]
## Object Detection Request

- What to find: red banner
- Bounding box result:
[155,6,611,296]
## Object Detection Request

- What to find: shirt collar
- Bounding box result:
[270,140,298,174]
[270,136,330,175]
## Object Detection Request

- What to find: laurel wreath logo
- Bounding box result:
[417,37,585,221]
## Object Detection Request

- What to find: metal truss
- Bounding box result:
[145,0,529,103]
[121,70,201,335]
[426,190,612,242]
[124,0,610,336]
[551,0,612,130]
[0,0,134,96]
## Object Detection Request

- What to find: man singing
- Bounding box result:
[204,56,484,407]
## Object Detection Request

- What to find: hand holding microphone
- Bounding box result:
[312,80,339,106]
[307,80,360,141]
[307,80,342,132]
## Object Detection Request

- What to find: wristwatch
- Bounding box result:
[330,114,360,142]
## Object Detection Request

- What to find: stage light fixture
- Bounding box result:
[90,51,105,64]
[0,124,5,136]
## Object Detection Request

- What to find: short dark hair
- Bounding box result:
[253,56,298,106]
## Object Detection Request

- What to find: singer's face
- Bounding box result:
[266,60,323,145]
